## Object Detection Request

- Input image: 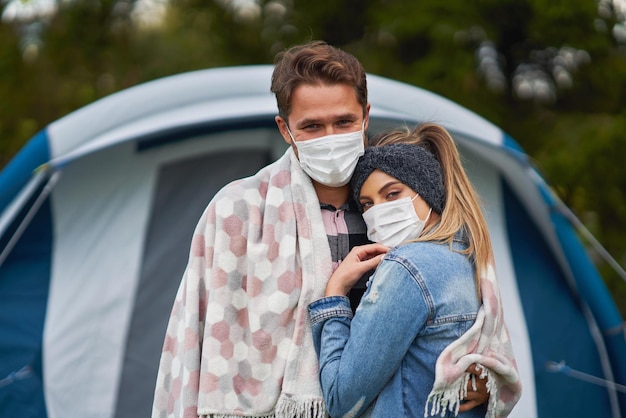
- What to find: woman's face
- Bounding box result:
[358,169,431,220]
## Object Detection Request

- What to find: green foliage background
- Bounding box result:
[1,0,625,314]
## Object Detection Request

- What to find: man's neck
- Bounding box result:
[313,182,351,208]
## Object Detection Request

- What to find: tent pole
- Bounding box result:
[557,201,626,283]
[0,171,60,268]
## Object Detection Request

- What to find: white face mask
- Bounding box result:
[362,194,432,247]
[288,125,365,187]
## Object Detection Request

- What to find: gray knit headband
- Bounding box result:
[351,143,445,214]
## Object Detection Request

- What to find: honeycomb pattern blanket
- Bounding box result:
[425,263,522,417]
[152,146,521,418]
[152,148,332,418]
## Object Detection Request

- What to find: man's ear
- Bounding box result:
[364,103,371,131]
[275,116,292,145]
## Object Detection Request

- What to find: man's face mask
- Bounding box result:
[288,124,365,187]
[363,194,432,247]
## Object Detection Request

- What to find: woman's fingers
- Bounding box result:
[351,243,389,261]
[325,244,389,296]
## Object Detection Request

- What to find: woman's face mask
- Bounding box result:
[288,124,365,187]
[363,194,432,247]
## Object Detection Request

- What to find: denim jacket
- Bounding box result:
[308,236,485,418]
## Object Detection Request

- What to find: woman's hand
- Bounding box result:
[325,243,389,296]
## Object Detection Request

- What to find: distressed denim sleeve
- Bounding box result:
[307,260,428,417]
[309,296,353,358]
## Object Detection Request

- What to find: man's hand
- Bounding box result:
[458,364,490,412]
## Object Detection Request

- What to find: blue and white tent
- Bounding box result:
[1,66,625,418]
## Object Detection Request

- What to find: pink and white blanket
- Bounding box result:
[152,148,332,417]
[152,147,521,418]
[425,263,522,417]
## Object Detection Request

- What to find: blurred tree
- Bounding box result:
[0,3,41,168]
[0,0,141,166]
[328,0,626,315]
[0,0,624,314]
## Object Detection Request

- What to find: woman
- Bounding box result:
[308,124,521,417]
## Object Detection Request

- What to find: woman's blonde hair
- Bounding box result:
[369,123,493,278]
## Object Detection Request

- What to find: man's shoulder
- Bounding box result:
[211,153,292,205]
[212,175,267,206]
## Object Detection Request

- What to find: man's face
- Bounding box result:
[276,83,370,151]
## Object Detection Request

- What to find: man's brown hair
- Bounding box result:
[270,41,368,122]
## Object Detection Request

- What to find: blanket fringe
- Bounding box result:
[199,397,325,418]
[275,396,326,418]
[202,397,326,418]
[201,415,275,418]
[200,396,326,418]
[425,367,499,418]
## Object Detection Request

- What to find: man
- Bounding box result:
[152,41,493,418]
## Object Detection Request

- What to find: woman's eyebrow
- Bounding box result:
[360,180,404,201]
[377,181,403,195]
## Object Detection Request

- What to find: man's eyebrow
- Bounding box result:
[335,112,360,120]
[296,117,321,127]
[296,113,359,127]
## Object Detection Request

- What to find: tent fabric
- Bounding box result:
[114,147,275,416]
[0,65,625,418]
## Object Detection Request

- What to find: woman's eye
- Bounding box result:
[386,191,400,199]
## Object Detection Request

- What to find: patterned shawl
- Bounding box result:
[425,263,522,417]
[152,146,521,418]
[152,148,333,418]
